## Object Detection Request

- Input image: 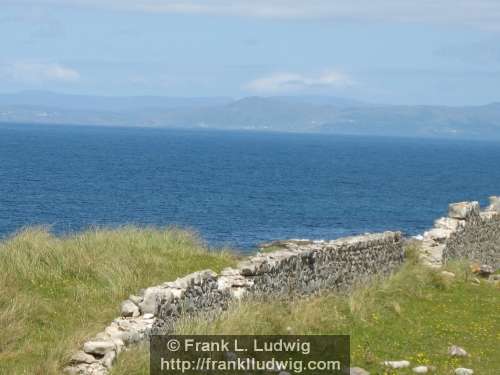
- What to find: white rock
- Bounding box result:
[143,313,154,319]
[434,217,461,231]
[424,228,452,242]
[217,276,233,291]
[448,202,479,219]
[480,211,497,220]
[86,362,108,375]
[63,365,86,374]
[117,316,153,333]
[170,287,185,299]
[383,360,410,369]
[455,368,474,375]
[441,271,456,278]
[350,367,370,375]
[128,294,143,305]
[121,299,140,317]
[111,338,125,354]
[94,331,111,341]
[70,350,97,364]
[230,287,247,300]
[83,340,115,355]
[139,287,173,314]
[220,267,241,276]
[413,366,431,373]
[221,275,251,289]
[113,329,141,345]
[104,324,129,343]
[448,345,468,357]
[488,196,500,212]
[102,350,116,368]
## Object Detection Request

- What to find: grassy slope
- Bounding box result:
[0,227,236,374]
[113,254,500,374]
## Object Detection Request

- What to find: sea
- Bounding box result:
[1,122,499,251]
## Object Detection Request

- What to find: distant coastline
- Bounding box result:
[1,92,500,140]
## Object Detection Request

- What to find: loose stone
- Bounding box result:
[350,367,370,375]
[120,300,140,317]
[448,345,468,357]
[382,360,410,369]
[128,295,143,305]
[83,341,115,356]
[70,351,97,364]
[441,271,456,278]
[455,368,474,375]
[102,350,116,368]
[412,366,431,374]
[448,202,479,219]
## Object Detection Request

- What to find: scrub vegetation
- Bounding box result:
[0,227,236,374]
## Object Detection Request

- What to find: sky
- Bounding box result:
[1,1,500,105]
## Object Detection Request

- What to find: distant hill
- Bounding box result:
[1,91,499,140]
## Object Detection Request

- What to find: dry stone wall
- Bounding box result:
[443,197,500,269]
[154,231,403,334]
[64,197,500,375]
[64,232,403,374]
[420,197,500,268]
[232,231,403,297]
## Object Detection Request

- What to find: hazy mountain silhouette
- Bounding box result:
[1,91,500,140]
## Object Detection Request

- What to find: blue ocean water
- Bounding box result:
[1,123,499,250]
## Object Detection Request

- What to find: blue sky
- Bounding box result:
[1,1,500,105]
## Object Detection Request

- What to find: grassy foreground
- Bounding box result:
[0,227,236,374]
[113,252,500,374]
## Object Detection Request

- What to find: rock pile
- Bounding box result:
[419,201,477,267]
[420,197,500,268]
[65,313,155,374]
[443,197,500,269]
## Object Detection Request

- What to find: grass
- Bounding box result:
[113,248,500,375]
[0,226,236,374]
[1,229,497,375]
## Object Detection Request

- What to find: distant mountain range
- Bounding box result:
[1,91,500,140]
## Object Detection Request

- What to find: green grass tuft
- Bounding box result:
[0,226,236,374]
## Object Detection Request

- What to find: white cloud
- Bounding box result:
[0,62,80,83]
[6,1,500,31]
[245,71,352,94]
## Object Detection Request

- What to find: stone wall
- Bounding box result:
[64,196,500,374]
[442,197,500,269]
[64,231,403,374]
[420,197,500,268]
[154,231,403,334]
[231,231,403,296]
